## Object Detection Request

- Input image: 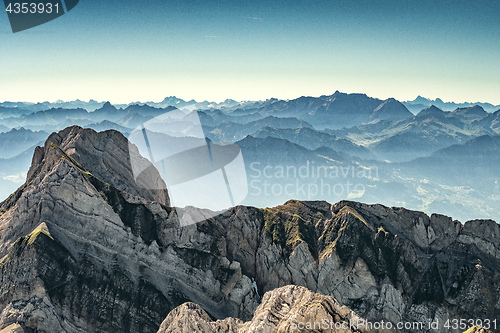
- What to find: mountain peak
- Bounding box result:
[26,126,169,206]
[94,101,118,113]
[453,105,488,118]
[413,95,430,103]
[371,97,413,121]
[417,104,445,117]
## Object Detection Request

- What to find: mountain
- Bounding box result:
[370,97,413,122]
[404,96,500,113]
[0,108,90,129]
[160,284,495,333]
[198,110,265,127]
[0,100,107,113]
[471,109,500,134]
[143,97,243,111]
[207,116,312,142]
[0,128,48,159]
[451,105,489,121]
[252,126,374,159]
[0,127,499,332]
[0,127,258,332]
[86,120,131,134]
[233,133,497,221]
[90,101,124,121]
[235,92,414,129]
[0,146,36,203]
[0,98,247,115]
[407,135,500,184]
[0,106,34,119]
[416,105,447,118]
[91,103,178,123]
[158,285,366,333]
[236,135,338,165]
[332,107,491,162]
[116,113,155,129]
[390,135,500,219]
[123,104,178,119]
[157,96,198,109]
[0,103,181,134]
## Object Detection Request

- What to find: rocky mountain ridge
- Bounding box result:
[158,285,367,333]
[0,127,498,332]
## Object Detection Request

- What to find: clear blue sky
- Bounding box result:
[1,0,499,104]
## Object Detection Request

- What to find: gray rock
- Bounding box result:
[158,285,366,333]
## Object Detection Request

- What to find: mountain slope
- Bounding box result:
[404,96,500,113]
[207,116,312,142]
[252,126,374,159]
[0,127,499,332]
[0,108,90,129]
[332,109,491,162]
[0,127,260,332]
[404,135,500,192]
[158,285,366,333]
[0,128,48,159]
[471,109,500,134]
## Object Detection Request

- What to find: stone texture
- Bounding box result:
[157,302,242,333]
[159,285,366,333]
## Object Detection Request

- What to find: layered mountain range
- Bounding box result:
[0,92,499,222]
[0,127,498,332]
[403,96,500,114]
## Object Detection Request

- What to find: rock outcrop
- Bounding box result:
[159,285,366,333]
[0,127,499,333]
[241,200,500,332]
[159,286,495,333]
[0,127,259,332]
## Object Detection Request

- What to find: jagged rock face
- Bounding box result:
[158,285,366,333]
[238,200,500,333]
[0,127,259,332]
[0,224,168,333]
[156,302,242,333]
[28,126,170,206]
[0,127,499,333]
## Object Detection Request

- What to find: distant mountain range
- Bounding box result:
[0,128,48,159]
[0,97,248,113]
[330,104,497,162]
[252,126,374,159]
[3,93,498,116]
[404,95,500,113]
[228,92,414,129]
[0,92,499,222]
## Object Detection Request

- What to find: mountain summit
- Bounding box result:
[243,92,414,129]
[0,127,499,333]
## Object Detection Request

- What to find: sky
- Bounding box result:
[1,0,500,104]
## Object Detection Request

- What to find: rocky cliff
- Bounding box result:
[0,127,259,332]
[159,285,494,333]
[158,285,366,333]
[0,127,498,333]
